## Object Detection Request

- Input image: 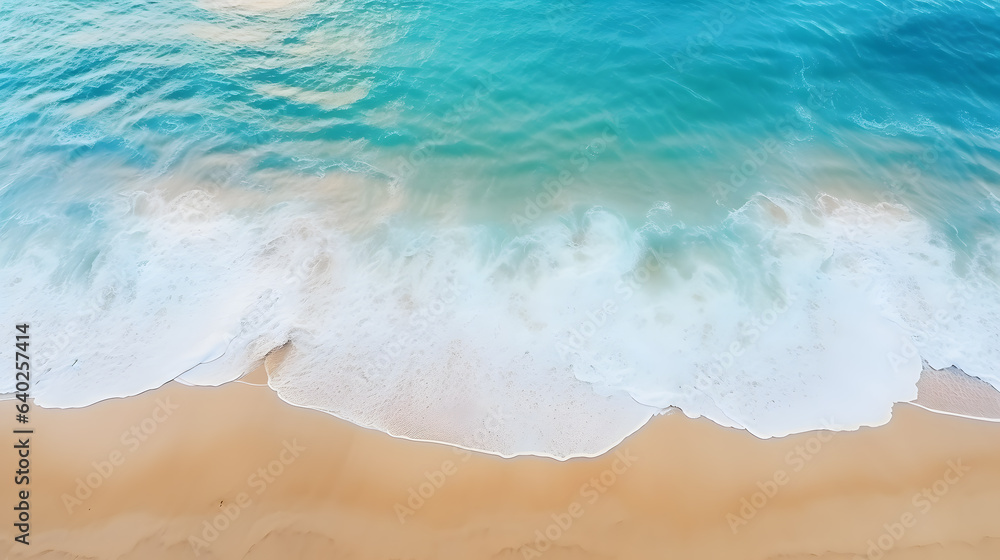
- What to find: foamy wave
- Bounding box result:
[2,172,998,458]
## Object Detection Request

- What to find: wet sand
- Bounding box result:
[2,375,1000,560]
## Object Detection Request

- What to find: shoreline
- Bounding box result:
[18,346,1000,463]
[3,374,1000,559]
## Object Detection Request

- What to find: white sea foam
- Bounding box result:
[2,171,998,458]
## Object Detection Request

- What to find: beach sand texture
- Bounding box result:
[2,368,999,560]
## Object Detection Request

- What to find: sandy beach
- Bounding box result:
[2,367,999,560]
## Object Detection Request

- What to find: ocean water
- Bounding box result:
[1,0,998,458]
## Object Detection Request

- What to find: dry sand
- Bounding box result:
[2,371,1000,560]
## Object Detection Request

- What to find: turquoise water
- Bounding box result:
[1,0,999,457]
